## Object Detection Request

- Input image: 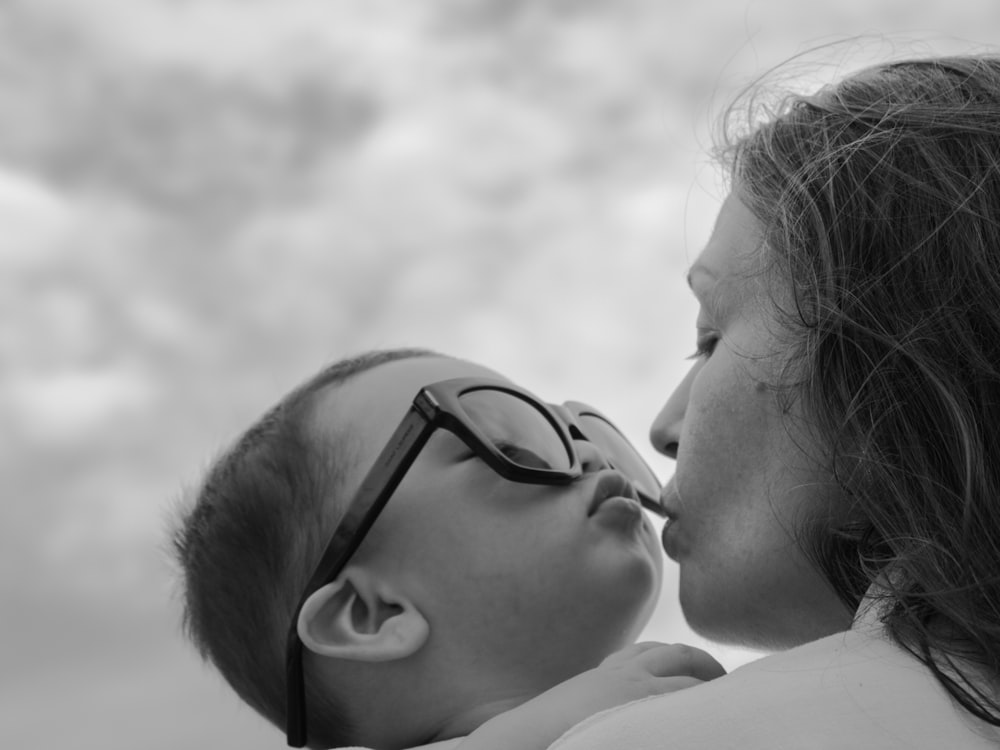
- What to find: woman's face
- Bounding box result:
[650,193,852,650]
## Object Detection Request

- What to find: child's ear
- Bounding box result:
[297,568,429,662]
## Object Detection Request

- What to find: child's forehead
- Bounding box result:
[311,356,512,449]
[364,355,509,392]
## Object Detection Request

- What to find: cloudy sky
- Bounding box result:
[3,1,1000,748]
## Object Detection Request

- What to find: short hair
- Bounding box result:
[722,55,1000,725]
[170,347,439,747]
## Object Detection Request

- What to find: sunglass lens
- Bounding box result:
[458,390,572,472]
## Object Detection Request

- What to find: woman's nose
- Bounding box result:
[650,367,694,460]
[574,438,613,474]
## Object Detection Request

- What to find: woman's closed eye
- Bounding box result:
[688,328,720,360]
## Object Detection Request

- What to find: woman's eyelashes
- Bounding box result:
[688,328,720,360]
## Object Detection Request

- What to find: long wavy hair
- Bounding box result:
[723,55,1000,725]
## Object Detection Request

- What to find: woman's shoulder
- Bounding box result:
[332,740,464,750]
[550,629,1000,750]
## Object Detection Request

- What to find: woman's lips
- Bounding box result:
[659,479,682,559]
[659,477,681,518]
[660,517,680,559]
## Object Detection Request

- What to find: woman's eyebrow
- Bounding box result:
[687,262,742,320]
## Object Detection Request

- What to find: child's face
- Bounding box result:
[313,355,663,691]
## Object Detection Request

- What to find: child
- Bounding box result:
[171,348,723,749]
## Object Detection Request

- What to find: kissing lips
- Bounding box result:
[588,472,641,516]
[659,479,682,559]
[587,472,646,534]
[660,515,682,560]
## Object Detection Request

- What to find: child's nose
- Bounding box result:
[574,438,613,474]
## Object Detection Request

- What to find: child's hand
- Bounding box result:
[597,640,727,682]
[457,642,725,750]
[545,641,726,722]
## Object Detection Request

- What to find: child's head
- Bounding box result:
[172,349,663,748]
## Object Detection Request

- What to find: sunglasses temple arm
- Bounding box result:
[318,407,435,577]
[286,407,434,747]
[286,639,307,746]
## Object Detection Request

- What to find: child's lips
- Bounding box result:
[588,472,640,515]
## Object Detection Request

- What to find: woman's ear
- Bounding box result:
[297,568,429,662]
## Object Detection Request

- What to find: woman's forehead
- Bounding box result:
[692,194,764,282]
[690,194,768,315]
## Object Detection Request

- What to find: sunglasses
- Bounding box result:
[285,376,663,746]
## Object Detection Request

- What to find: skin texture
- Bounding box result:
[649,194,852,650]
[306,355,664,747]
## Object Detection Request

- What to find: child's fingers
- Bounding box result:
[630,643,727,682]
[598,641,669,667]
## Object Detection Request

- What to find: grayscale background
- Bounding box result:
[3,1,999,747]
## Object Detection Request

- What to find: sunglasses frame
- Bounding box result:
[285,376,661,746]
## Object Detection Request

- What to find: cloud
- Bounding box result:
[6,363,159,443]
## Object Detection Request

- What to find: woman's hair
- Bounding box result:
[170,347,438,748]
[723,55,1000,725]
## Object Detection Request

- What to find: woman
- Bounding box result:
[547,55,1000,748]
